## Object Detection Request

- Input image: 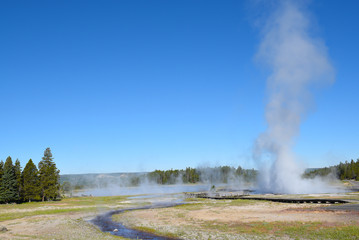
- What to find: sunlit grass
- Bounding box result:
[201,221,359,240]
[0,195,131,221]
[0,207,98,221]
[131,226,179,239]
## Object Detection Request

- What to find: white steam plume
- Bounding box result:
[253,0,335,194]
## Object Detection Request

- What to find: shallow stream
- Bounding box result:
[90,202,182,240]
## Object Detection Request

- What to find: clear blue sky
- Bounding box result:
[1,0,358,174]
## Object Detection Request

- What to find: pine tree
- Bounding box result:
[38,148,60,201]
[0,157,19,203]
[22,159,41,202]
[14,159,22,200]
[0,160,4,179]
[0,160,4,203]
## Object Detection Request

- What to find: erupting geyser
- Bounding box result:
[253,0,335,194]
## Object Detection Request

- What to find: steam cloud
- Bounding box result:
[253,0,335,194]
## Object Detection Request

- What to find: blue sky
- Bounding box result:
[1,0,358,174]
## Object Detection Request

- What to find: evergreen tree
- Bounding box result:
[38,148,60,201]
[14,159,22,200]
[0,160,4,183]
[0,160,4,203]
[0,157,19,203]
[22,159,41,202]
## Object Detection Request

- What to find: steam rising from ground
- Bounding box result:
[62,167,255,197]
[253,0,335,194]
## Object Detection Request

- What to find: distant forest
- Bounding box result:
[0,148,60,204]
[61,158,359,192]
[60,166,258,191]
[146,166,257,185]
[304,158,359,180]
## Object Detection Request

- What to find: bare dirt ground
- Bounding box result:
[185,201,359,223]
[0,212,111,240]
[1,213,129,240]
[0,196,130,240]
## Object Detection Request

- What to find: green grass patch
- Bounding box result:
[10,234,39,239]
[0,195,129,210]
[131,226,179,239]
[0,195,133,221]
[201,221,359,239]
[0,207,98,221]
[174,202,204,210]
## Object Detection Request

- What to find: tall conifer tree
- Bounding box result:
[0,160,4,203]
[22,159,40,202]
[0,160,4,180]
[14,159,22,199]
[0,157,19,203]
[38,148,60,201]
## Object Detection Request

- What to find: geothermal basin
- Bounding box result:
[90,183,359,239]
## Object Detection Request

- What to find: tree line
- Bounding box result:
[0,148,60,204]
[303,158,359,180]
[147,167,200,184]
[147,166,257,185]
[60,165,258,191]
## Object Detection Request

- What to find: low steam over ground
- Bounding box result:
[82,184,210,197]
[61,166,257,197]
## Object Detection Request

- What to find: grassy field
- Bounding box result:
[0,196,132,221]
[199,220,359,240]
